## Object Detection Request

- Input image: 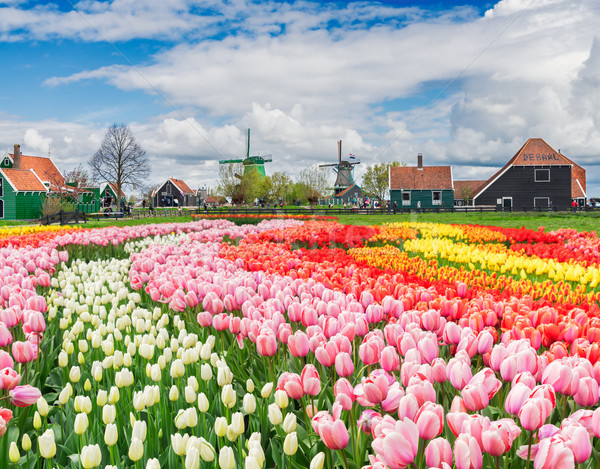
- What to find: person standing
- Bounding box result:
[393,200,397,214]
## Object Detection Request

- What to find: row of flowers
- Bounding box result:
[2,217,600,469]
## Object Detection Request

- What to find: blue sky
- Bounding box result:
[1,0,599,197]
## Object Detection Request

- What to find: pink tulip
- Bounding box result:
[0,367,21,391]
[519,397,552,431]
[414,401,444,440]
[397,393,420,421]
[9,385,41,407]
[315,341,338,368]
[561,423,591,464]
[425,438,453,468]
[318,418,349,450]
[362,373,389,405]
[301,364,321,396]
[446,357,472,391]
[573,376,599,407]
[541,360,579,396]
[359,340,381,366]
[372,417,419,469]
[417,336,439,364]
[482,420,520,456]
[533,436,574,469]
[380,346,399,372]
[288,331,309,357]
[431,358,447,383]
[256,332,277,357]
[461,383,489,412]
[278,373,304,400]
[0,308,19,328]
[334,352,354,377]
[0,351,14,370]
[196,312,212,327]
[454,433,483,469]
[0,324,13,347]
[505,382,533,415]
[469,368,501,400]
[405,375,436,407]
[12,341,34,364]
[334,378,356,403]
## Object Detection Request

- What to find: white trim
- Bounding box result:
[575,178,587,198]
[432,190,442,205]
[168,178,193,196]
[534,168,550,182]
[473,165,514,203]
[502,197,513,208]
[29,169,48,192]
[534,197,550,208]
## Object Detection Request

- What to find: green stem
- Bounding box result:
[340,450,350,469]
[525,431,533,469]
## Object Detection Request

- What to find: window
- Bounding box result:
[402,191,411,206]
[502,197,513,209]
[432,191,442,205]
[2,158,9,167]
[535,169,550,182]
[0,178,2,196]
[0,199,3,219]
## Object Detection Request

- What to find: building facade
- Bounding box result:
[389,154,454,210]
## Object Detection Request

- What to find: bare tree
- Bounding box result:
[89,124,150,201]
[297,165,331,208]
[362,161,405,201]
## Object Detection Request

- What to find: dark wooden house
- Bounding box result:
[472,138,586,211]
[153,178,197,208]
[389,154,454,210]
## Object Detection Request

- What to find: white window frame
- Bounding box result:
[432,191,442,206]
[534,168,550,182]
[2,158,9,167]
[534,197,549,208]
[502,197,513,208]
[401,191,411,206]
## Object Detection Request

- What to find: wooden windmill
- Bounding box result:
[219,129,272,178]
[319,140,360,195]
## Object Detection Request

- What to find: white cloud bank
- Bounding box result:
[1,0,600,195]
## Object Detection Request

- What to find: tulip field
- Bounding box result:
[3,218,600,469]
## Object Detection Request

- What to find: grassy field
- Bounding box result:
[3,210,599,232]
[334,211,600,232]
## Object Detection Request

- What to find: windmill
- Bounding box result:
[219,129,272,178]
[319,140,360,196]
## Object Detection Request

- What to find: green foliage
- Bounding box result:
[361,161,404,200]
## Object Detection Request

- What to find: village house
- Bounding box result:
[389,154,454,210]
[152,177,197,207]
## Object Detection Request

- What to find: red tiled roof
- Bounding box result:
[453,180,486,199]
[474,138,586,200]
[10,153,64,187]
[169,178,194,195]
[2,168,47,191]
[389,166,453,191]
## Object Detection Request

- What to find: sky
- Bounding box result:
[1,0,599,197]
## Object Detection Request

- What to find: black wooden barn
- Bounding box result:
[152,178,197,208]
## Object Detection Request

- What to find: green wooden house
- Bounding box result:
[0,168,47,220]
[389,154,454,210]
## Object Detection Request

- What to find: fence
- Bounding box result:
[40,210,87,226]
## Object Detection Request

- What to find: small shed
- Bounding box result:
[453,180,486,206]
[152,178,197,208]
[389,154,454,210]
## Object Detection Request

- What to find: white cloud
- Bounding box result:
[23,129,53,154]
[3,0,600,196]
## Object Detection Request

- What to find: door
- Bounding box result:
[502,197,512,210]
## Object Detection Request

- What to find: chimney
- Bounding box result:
[13,144,22,170]
[417,153,423,169]
[337,140,342,163]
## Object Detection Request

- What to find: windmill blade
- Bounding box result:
[219,158,245,164]
[261,155,273,162]
[319,163,338,167]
